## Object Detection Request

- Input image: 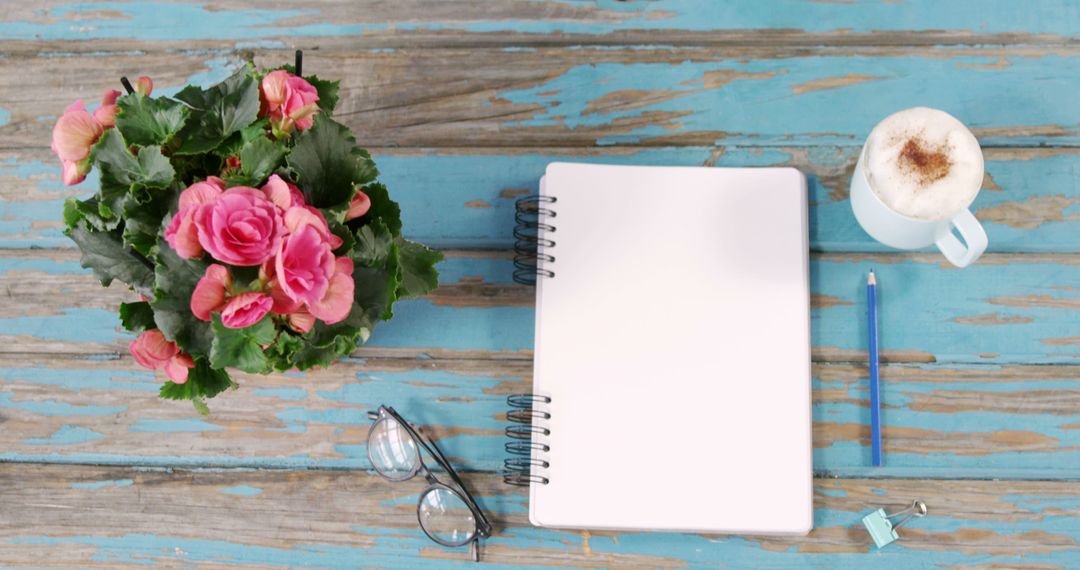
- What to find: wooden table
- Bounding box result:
[1,1,1078,568]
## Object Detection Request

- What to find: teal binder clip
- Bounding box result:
[862,500,927,549]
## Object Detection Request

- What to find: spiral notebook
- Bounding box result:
[505,162,813,535]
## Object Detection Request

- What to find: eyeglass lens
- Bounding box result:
[368,416,420,481]
[419,487,477,546]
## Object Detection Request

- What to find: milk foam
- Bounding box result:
[864,107,984,221]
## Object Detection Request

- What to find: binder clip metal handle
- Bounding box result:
[862,500,927,549]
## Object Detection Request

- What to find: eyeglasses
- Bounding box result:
[367,405,492,561]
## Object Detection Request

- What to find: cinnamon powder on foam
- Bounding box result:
[897,136,952,187]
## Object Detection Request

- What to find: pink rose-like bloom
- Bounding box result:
[220,291,273,329]
[130,329,195,384]
[165,177,225,259]
[275,225,336,306]
[190,264,232,321]
[195,187,285,266]
[260,70,320,133]
[308,257,355,325]
[261,174,306,210]
[344,188,371,221]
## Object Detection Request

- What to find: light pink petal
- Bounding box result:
[261,174,304,210]
[178,178,225,209]
[344,189,371,221]
[93,104,118,129]
[135,77,153,96]
[101,89,121,106]
[164,354,194,384]
[260,70,289,109]
[220,291,273,329]
[52,101,103,162]
[287,306,316,333]
[129,330,179,370]
[164,207,203,259]
[60,159,87,186]
[190,264,231,321]
[308,258,355,325]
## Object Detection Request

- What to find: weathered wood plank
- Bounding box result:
[4,250,1080,365]
[0,349,1076,475]
[5,146,1078,251]
[3,45,1080,150]
[0,0,1077,47]
[0,464,1076,568]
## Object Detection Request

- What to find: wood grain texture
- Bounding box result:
[4,250,1080,364]
[2,44,1080,151]
[2,1,1079,567]
[0,351,1076,476]
[0,464,1077,569]
[6,147,1080,252]
[1,0,1077,47]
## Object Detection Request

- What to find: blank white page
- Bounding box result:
[530,163,812,534]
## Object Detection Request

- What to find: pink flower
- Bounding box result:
[287,306,315,333]
[220,291,273,329]
[259,70,320,133]
[345,188,371,221]
[129,329,195,384]
[261,174,306,210]
[275,225,336,306]
[93,89,121,129]
[283,205,344,249]
[307,257,355,325]
[190,264,232,321]
[165,177,225,259]
[135,76,153,96]
[194,186,285,266]
[51,100,103,186]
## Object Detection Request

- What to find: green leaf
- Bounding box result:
[121,191,169,257]
[354,219,395,266]
[210,314,276,373]
[64,197,118,232]
[355,182,401,236]
[66,221,154,293]
[151,244,213,355]
[119,301,156,332]
[288,115,377,208]
[116,93,190,146]
[92,129,176,189]
[265,331,304,371]
[159,357,235,411]
[224,135,287,187]
[306,75,340,113]
[174,68,261,155]
[396,238,442,299]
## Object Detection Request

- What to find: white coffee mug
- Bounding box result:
[850,109,988,268]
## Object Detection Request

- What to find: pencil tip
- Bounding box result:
[868,270,876,285]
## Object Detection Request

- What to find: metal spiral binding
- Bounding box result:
[513,195,557,285]
[503,394,552,486]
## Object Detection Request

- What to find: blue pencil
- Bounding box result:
[868,270,883,467]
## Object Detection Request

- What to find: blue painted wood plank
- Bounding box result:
[0,1,1076,41]
[3,148,1077,251]
[1,464,1076,568]
[4,252,1077,364]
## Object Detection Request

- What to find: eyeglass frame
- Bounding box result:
[366,405,493,560]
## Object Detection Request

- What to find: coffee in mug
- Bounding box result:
[850,107,988,267]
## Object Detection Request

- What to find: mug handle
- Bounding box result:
[935,209,988,268]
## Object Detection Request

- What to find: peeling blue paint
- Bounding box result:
[24,425,103,446]
[129,418,223,433]
[70,479,133,490]
[219,485,263,497]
